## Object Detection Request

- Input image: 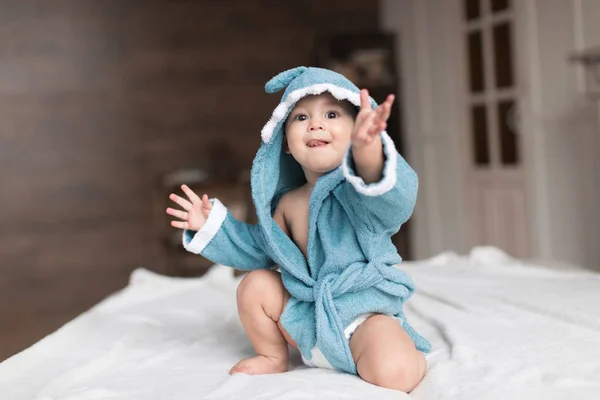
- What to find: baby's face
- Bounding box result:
[284,93,356,175]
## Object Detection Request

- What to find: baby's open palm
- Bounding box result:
[167,184,213,231]
[351,89,395,148]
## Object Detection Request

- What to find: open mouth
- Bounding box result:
[306,139,330,148]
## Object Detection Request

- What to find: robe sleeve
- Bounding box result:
[341,131,418,234]
[182,199,275,270]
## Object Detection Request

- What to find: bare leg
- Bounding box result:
[229,270,297,375]
[349,315,426,392]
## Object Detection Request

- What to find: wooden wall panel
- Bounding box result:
[0,0,379,361]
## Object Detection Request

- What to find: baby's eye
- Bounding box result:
[294,114,308,121]
[326,111,338,119]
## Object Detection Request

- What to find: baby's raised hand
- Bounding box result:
[167,184,213,231]
[351,89,395,148]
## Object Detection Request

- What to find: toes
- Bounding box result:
[230,365,243,375]
[229,356,288,375]
[229,361,249,375]
[229,363,240,374]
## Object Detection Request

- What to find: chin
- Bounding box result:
[308,161,341,174]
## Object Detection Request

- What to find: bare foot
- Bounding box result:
[229,355,288,375]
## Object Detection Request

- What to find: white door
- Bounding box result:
[459,0,529,258]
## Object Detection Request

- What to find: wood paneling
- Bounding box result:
[0,0,378,361]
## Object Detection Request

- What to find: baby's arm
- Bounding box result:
[168,185,274,270]
[342,90,418,234]
[350,89,393,184]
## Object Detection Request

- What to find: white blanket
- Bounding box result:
[2,247,600,400]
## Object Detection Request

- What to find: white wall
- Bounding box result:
[379,0,470,260]
[518,0,600,269]
[381,0,600,269]
[575,0,600,269]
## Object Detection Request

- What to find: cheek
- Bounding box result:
[332,122,353,144]
[285,129,305,151]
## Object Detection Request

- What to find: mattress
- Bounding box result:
[1,247,599,399]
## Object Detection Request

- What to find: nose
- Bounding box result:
[308,118,325,131]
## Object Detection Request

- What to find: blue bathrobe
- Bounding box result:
[183,67,431,375]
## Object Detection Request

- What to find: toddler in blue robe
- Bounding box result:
[167,66,431,392]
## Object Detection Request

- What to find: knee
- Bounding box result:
[236,270,281,306]
[360,355,425,393]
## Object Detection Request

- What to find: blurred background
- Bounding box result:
[1,0,599,362]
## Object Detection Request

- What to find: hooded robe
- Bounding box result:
[183,66,431,375]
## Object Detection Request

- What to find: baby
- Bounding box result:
[167,67,430,392]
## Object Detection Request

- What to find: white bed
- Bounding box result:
[2,247,600,400]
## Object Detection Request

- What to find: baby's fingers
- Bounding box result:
[201,194,212,217]
[166,207,188,220]
[181,184,201,203]
[375,94,395,122]
[202,195,212,209]
[368,120,386,137]
[170,220,189,229]
[353,112,377,144]
[169,193,192,211]
[359,89,372,112]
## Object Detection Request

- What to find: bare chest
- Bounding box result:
[285,198,310,259]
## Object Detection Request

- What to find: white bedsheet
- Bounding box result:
[2,247,600,400]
